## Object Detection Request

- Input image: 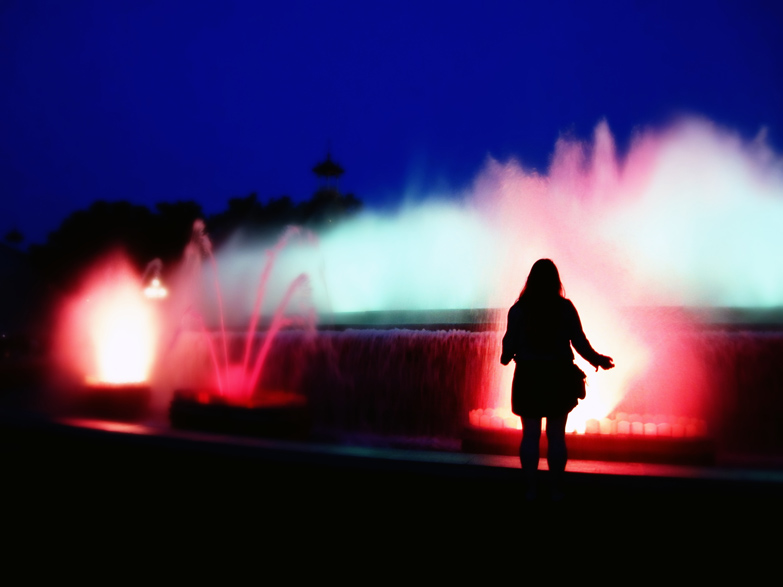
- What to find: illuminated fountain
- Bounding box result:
[453,119,783,461]
[167,224,317,437]
[113,117,783,463]
[182,117,783,461]
[56,254,163,419]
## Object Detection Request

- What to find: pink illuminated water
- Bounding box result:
[179,223,317,406]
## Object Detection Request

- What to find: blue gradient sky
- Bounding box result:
[2,0,782,243]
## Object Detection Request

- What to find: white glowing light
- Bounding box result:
[144,277,168,299]
[60,257,160,386]
[91,286,156,384]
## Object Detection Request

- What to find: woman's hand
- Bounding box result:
[596,355,615,371]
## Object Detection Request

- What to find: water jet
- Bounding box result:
[166,224,315,438]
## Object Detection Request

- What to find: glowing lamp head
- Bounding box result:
[144,277,168,299]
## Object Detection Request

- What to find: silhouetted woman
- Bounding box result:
[501,259,614,500]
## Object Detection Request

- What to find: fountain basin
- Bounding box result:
[71,382,151,421]
[462,414,715,465]
[169,389,310,439]
[164,324,783,461]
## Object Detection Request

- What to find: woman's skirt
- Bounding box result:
[511,359,581,418]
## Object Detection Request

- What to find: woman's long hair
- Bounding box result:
[516,259,565,345]
[517,259,564,301]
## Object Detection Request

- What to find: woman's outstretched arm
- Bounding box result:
[567,301,614,370]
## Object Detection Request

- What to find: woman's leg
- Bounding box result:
[545,414,568,499]
[521,417,542,498]
[521,417,542,470]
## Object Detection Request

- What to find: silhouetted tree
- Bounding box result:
[29,189,362,296]
[29,200,156,293]
[206,192,270,246]
[205,190,361,246]
[4,228,24,247]
[152,200,204,261]
[297,188,361,230]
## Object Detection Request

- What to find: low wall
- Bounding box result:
[164,328,783,456]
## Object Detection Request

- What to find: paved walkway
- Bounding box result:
[6,412,782,495]
[3,410,782,548]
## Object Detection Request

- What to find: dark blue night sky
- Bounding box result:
[2,0,782,243]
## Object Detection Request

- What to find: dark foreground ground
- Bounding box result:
[1,365,781,564]
[2,408,782,555]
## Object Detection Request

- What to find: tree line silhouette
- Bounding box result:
[28,188,362,295]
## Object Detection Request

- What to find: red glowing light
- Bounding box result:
[468,408,707,438]
[58,254,159,385]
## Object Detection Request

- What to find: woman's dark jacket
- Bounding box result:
[501,296,604,417]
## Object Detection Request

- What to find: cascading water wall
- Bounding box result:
[56,253,159,387]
